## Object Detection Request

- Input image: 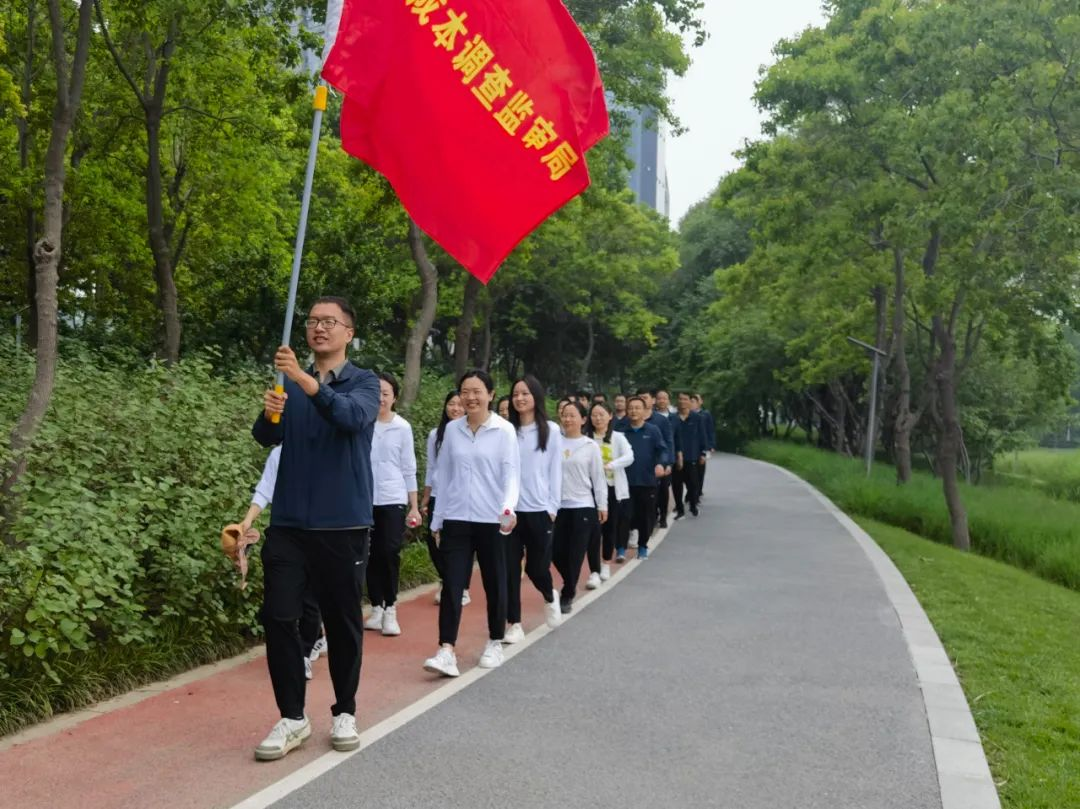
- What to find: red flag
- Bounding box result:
[322,0,609,283]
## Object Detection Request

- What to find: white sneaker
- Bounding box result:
[461,589,471,606]
[600,563,611,582]
[586,572,601,590]
[433,588,442,605]
[628,530,639,549]
[544,591,563,629]
[423,646,460,677]
[363,606,384,631]
[309,636,327,662]
[478,639,504,669]
[330,713,360,752]
[503,622,525,644]
[381,605,401,636]
[304,656,312,680]
[254,716,310,761]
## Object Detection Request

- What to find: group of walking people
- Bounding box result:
[242,296,717,762]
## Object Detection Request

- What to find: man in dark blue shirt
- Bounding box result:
[612,393,630,432]
[692,393,717,492]
[673,392,709,517]
[637,388,674,528]
[622,396,667,560]
[251,296,380,762]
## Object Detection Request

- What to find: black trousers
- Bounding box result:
[629,485,657,549]
[553,507,596,604]
[425,497,473,590]
[673,463,703,513]
[599,487,631,559]
[261,526,369,719]
[656,475,672,521]
[699,458,708,490]
[300,590,321,657]
[506,511,555,624]
[437,520,506,645]
[368,504,405,607]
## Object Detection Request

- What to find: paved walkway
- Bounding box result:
[0,455,996,808]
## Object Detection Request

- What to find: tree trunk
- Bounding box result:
[401,220,438,409]
[578,318,594,388]
[4,0,94,509]
[932,314,970,550]
[453,274,481,381]
[478,300,493,372]
[145,108,181,364]
[890,249,914,483]
[19,1,39,345]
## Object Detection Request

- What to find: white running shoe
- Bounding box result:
[363,606,384,631]
[586,572,601,590]
[544,591,563,629]
[503,622,525,644]
[330,713,360,752]
[628,530,639,549]
[309,636,327,662]
[600,563,611,582]
[433,588,441,605]
[478,639,504,669]
[461,589,471,606]
[423,646,460,677]
[381,605,401,636]
[303,656,312,680]
[254,717,310,761]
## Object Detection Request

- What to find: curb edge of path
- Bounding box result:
[745,456,1002,809]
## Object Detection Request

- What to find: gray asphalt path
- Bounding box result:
[272,454,940,809]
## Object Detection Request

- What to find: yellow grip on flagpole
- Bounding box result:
[314,86,328,111]
[270,383,285,424]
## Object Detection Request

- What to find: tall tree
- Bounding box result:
[4,0,94,500]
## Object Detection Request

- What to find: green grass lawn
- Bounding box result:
[862,518,1080,809]
[993,447,1080,503]
[748,440,1080,591]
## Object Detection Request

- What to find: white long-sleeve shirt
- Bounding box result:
[424,428,439,495]
[371,414,418,506]
[515,420,562,516]
[252,446,281,509]
[596,430,634,501]
[559,435,607,510]
[431,413,520,531]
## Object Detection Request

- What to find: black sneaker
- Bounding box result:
[673,510,685,521]
[560,600,573,614]
[690,505,699,517]
[658,518,668,529]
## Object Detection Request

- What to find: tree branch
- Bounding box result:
[94,0,146,107]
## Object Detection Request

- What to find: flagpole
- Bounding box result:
[271,82,328,424]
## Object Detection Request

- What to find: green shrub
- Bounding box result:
[0,339,442,732]
[747,440,1080,591]
[992,448,1080,503]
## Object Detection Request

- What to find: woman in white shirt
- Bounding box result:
[364,373,421,637]
[237,447,325,678]
[504,374,563,644]
[588,403,634,581]
[424,369,520,678]
[553,402,607,614]
[421,391,472,607]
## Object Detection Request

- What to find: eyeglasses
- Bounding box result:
[305,317,349,331]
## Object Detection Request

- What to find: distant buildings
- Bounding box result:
[625,108,670,218]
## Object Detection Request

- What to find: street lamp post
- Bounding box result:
[847,336,887,477]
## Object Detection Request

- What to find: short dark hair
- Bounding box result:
[592,392,607,402]
[634,387,651,397]
[377,371,400,402]
[627,396,646,409]
[655,388,669,397]
[575,390,591,402]
[311,295,356,328]
[458,368,494,393]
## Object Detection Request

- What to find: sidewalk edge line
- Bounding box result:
[227,524,671,809]
[746,456,1002,809]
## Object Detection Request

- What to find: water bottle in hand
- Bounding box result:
[498,509,514,535]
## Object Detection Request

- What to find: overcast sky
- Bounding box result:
[666,0,827,225]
